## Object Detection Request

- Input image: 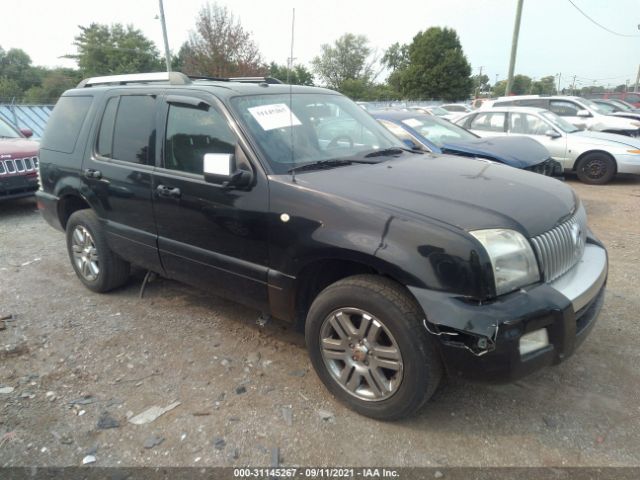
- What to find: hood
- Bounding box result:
[610,111,640,121]
[592,114,639,130]
[0,138,39,158]
[283,153,576,237]
[571,130,640,148]
[440,136,549,168]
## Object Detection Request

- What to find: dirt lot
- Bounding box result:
[1,176,639,468]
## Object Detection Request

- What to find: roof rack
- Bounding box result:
[77,72,191,88]
[77,72,285,88]
[189,75,284,84]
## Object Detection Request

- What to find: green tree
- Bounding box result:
[66,23,163,76]
[182,3,267,77]
[393,27,472,101]
[0,47,42,92]
[530,75,556,95]
[381,42,409,72]
[493,74,532,96]
[268,62,314,85]
[23,69,81,103]
[311,33,377,93]
[0,77,23,102]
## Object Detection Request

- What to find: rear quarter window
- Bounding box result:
[40,96,93,153]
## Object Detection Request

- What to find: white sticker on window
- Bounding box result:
[402,118,422,128]
[248,103,302,131]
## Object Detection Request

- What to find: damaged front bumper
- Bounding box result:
[408,242,607,383]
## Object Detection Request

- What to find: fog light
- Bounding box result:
[519,328,549,356]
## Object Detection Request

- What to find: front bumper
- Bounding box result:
[409,242,607,383]
[0,173,38,201]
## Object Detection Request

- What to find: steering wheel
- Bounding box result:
[327,135,354,149]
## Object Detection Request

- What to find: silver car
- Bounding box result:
[487,95,640,137]
[455,106,640,184]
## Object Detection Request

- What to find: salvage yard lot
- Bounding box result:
[1,176,639,467]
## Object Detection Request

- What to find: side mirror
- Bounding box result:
[545,129,562,139]
[576,109,591,118]
[20,128,33,138]
[203,153,252,188]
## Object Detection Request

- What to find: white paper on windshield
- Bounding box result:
[402,118,422,128]
[248,103,302,131]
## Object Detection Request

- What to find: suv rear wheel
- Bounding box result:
[305,274,442,420]
[66,209,130,292]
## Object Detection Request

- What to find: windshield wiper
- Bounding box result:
[287,159,378,174]
[364,147,413,158]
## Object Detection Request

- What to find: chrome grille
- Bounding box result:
[531,204,587,282]
[0,157,38,175]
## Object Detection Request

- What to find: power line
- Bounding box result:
[566,0,640,37]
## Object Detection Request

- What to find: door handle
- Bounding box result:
[84,168,102,179]
[156,184,181,199]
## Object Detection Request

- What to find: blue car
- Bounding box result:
[373,110,562,177]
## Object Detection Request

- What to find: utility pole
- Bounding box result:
[505,0,524,96]
[475,66,484,98]
[158,0,172,72]
[556,73,562,94]
[634,64,640,93]
[571,75,577,95]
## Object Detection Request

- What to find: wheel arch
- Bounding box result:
[291,252,422,330]
[573,149,617,173]
[57,192,91,230]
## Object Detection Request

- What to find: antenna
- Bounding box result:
[287,8,295,83]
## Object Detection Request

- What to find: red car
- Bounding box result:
[0,117,39,201]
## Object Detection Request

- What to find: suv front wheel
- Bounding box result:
[66,209,130,292]
[305,275,442,420]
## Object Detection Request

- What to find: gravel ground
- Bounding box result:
[0,176,639,468]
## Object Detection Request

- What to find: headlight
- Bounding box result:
[470,229,540,296]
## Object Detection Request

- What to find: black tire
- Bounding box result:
[305,274,442,420]
[65,209,130,292]
[576,152,616,185]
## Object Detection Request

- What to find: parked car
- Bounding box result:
[489,95,640,136]
[456,106,640,184]
[407,105,458,121]
[602,98,640,112]
[0,117,39,201]
[373,110,562,177]
[586,91,640,108]
[591,99,640,121]
[441,103,473,114]
[37,72,607,419]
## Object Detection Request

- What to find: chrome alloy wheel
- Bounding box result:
[319,307,404,401]
[71,226,99,281]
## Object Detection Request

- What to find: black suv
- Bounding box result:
[37,72,608,420]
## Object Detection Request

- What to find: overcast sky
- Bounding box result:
[2,0,638,90]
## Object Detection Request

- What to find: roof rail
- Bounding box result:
[189,75,284,85]
[77,72,192,88]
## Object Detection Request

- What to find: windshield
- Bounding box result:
[400,115,478,147]
[580,98,609,114]
[540,110,580,133]
[610,99,634,111]
[594,102,616,114]
[0,118,21,138]
[230,93,403,173]
[427,106,450,116]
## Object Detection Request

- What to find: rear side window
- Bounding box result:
[549,100,580,116]
[97,95,156,164]
[41,96,93,153]
[470,112,506,132]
